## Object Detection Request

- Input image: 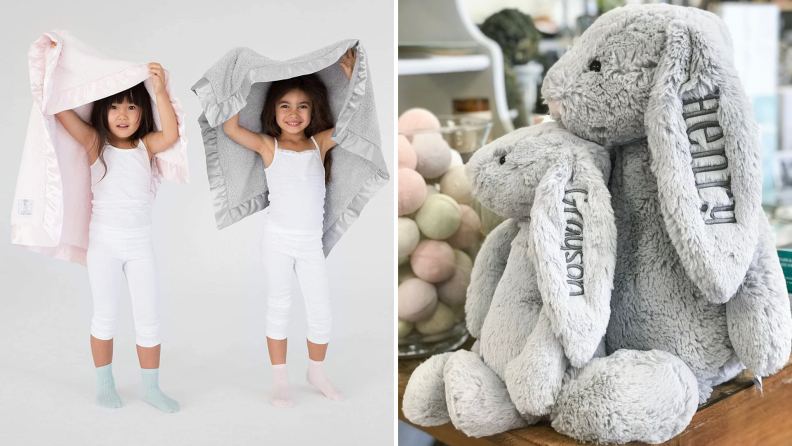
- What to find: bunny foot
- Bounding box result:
[551,349,698,445]
[402,352,453,426]
[445,350,537,438]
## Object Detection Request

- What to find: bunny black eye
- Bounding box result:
[499,155,506,165]
[589,60,601,72]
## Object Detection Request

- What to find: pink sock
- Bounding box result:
[306,359,344,401]
[270,364,292,408]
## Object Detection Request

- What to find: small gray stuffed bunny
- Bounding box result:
[402,122,617,437]
[537,4,792,444]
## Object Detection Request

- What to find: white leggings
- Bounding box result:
[261,229,332,344]
[86,222,161,348]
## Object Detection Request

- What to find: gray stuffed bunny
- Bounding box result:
[402,122,618,437]
[536,4,792,443]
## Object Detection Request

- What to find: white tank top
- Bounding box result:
[90,140,154,229]
[263,136,326,236]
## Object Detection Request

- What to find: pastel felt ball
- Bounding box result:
[453,249,474,270]
[399,217,420,258]
[446,205,482,249]
[399,264,418,284]
[412,133,452,179]
[398,108,441,136]
[437,260,472,307]
[410,240,456,283]
[398,168,427,216]
[416,302,456,335]
[398,278,439,322]
[464,243,481,262]
[440,165,472,205]
[415,194,462,240]
[398,319,415,338]
[398,135,418,170]
[449,148,463,168]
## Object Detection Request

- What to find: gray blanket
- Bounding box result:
[192,39,388,255]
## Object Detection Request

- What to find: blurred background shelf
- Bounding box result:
[398,54,491,76]
[398,0,513,138]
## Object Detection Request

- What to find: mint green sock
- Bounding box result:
[96,363,122,409]
[141,368,179,413]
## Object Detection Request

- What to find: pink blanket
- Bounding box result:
[10,30,189,266]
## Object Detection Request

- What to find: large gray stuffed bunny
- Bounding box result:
[536,4,792,444]
[403,122,619,437]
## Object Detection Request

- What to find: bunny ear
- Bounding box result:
[645,13,761,303]
[529,145,616,368]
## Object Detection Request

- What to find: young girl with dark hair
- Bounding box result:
[222,48,356,408]
[55,62,180,413]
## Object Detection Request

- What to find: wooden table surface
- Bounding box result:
[398,350,792,446]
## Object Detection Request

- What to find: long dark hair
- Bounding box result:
[261,74,334,183]
[90,82,155,180]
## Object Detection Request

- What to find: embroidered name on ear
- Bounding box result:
[683,89,736,225]
[18,199,34,216]
[562,189,586,296]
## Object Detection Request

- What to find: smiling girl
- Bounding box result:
[55,62,180,413]
[222,48,356,408]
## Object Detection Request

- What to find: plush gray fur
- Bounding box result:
[401,352,453,426]
[465,218,520,340]
[402,122,617,437]
[552,349,698,445]
[505,310,569,417]
[445,350,533,437]
[541,4,792,443]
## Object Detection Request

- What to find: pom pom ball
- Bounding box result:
[398,135,417,170]
[412,133,452,179]
[398,168,426,216]
[415,194,462,240]
[440,165,472,205]
[437,254,472,308]
[398,278,438,322]
[410,240,456,283]
[446,205,482,249]
[448,148,463,168]
[398,108,441,136]
[398,319,415,338]
[416,302,456,335]
[453,249,473,270]
[398,217,420,258]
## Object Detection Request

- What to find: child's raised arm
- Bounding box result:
[142,63,179,156]
[222,113,271,155]
[314,128,338,160]
[54,110,99,160]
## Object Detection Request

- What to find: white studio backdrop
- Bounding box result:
[0,1,395,445]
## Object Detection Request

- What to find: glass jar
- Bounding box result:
[398,115,492,358]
